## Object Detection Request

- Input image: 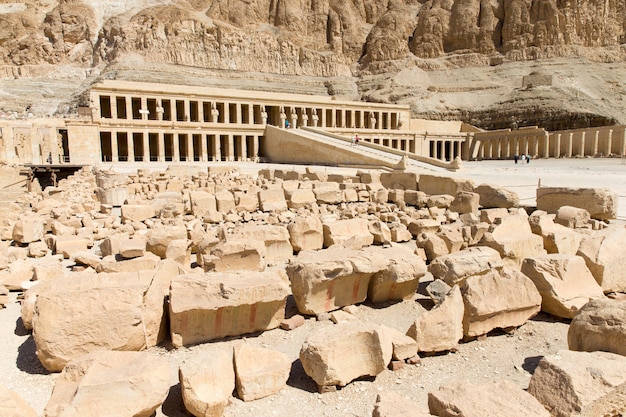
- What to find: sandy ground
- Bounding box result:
[0,157,622,416]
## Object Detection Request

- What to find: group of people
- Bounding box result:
[514,154,531,164]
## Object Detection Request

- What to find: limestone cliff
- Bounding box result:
[1,0,626,130]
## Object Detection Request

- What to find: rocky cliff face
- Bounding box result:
[1,0,626,129]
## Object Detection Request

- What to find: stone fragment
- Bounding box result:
[230,225,293,265]
[44,351,170,417]
[555,205,591,228]
[528,210,582,255]
[288,216,323,252]
[286,246,387,315]
[54,236,89,259]
[322,218,373,249]
[330,309,358,323]
[426,279,451,304]
[521,254,605,319]
[199,239,266,272]
[461,268,541,338]
[33,262,179,371]
[169,270,289,347]
[449,191,479,215]
[118,237,146,259]
[428,380,550,417]
[381,326,418,361]
[28,241,49,258]
[373,391,431,417]
[407,286,464,354]
[380,172,418,191]
[179,348,234,417]
[577,224,626,293]
[428,246,503,286]
[189,191,219,218]
[474,183,519,208]
[528,350,626,417]
[285,188,317,209]
[299,322,392,389]
[258,188,288,212]
[536,187,618,220]
[0,385,38,417]
[280,314,305,330]
[146,225,188,258]
[96,252,161,273]
[568,298,626,356]
[234,344,291,401]
[418,175,474,196]
[0,259,34,290]
[165,239,191,266]
[215,190,236,213]
[121,204,156,223]
[366,245,427,303]
[368,220,392,245]
[96,187,129,206]
[12,217,45,244]
[480,213,545,267]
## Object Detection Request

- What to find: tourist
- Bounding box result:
[526,154,531,163]
[514,154,519,164]
[285,120,290,129]
[355,134,360,146]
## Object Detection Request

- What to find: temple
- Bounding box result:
[0,80,625,169]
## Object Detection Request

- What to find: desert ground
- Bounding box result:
[0,157,623,416]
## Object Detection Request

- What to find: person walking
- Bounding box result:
[355,134,360,146]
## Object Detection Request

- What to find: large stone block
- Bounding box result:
[479,214,545,267]
[299,322,392,389]
[407,286,464,354]
[169,270,290,347]
[461,268,541,338]
[121,204,156,222]
[521,254,605,319]
[288,216,323,252]
[33,262,180,371]
[577,224,626,293]
[285,188,317,209]
[180,348,234,417]
[418,174,474,197]
[96,252,161,273]
[234,344,291,401]
[568,298,626,356]
[146,225,188,258]
[529,210,583,255]
[322,218,373,249]
[96,187,129,206]
[429,380,550,417]
[380,172,418,191]
[365,245,427,303]
[199,239,266,272]
[12,217,45,244]
[258,188,288,212]
[474,183,519,209]
[286,246,387,315]
[230,225,293,265]
[44,351,170,417]
[536,187,618,220]
[428,246,503,286]
[528,350,626,417]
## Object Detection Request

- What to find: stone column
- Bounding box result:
[110,96,118,120]
[438,141,444,160]
[201,134,208,162]
[319,108,325,127]
[580,132,586,157]
[240,136,247,161]
[127,133,134,162]
[555,133,561,158]
[567,133,573,157]
[156,99,164,121]
[542,132,549,158]
[223,102,230,124]
[606,129,613,156]
[331,109,337,128]
[173,134,180,162]
[340,109,346,128]
[227,134,234,161]
[592,130,599,156]
[186,133,193,161]
[248,105,254,125]
[251,135,259,161]
[198,102,205,123]
[213,136,221,161]
[111,132,119,162]
[621,128,626,157]
[125,96,133,120]
[141,97,148,119]
[142,131,149,162]
[158,132,165,162]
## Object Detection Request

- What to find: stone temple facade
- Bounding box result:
[0,80,625,169]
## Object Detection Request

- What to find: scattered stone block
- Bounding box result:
[230,225,293,265]
[529,210,582,255]
[288,216,323,252]
[146,225,188,258]
[33,262,179,371]
[368,220,392,245]
[555,205,591,228]
[366,245,427,303]
[568,298,626,356]
[44,351,170,417]
[428,380,550,417]
[380,172,418,191]
[118,237,146,259]
[199,239,266,272]
[577,224,626,293]
[280,314,305,330]
[179,348,234,417]
[382,325,418,361]
[96,252,161,273]
[373,391,430,417]
[536,187,618,220]
[121,204,156,223]
[258,188,288,212]
[286,246,387,315]
[0,385,38,417]
[407,286,464,354]
[428,246,503,286]
[528,350,626,417]
[480,214,545,267]
[474,183,519,208]
[418,175,474,197]
[330,309,358,324]
[521,254,605,319]
[169,270,289,347]
[449,191,480,215]
[0,259,34,290]
[300,322,392,389]
[12,217,45,244]
[322,218,373,249]
[234,344,291,401]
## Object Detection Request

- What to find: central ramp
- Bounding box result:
[262,126,455,172]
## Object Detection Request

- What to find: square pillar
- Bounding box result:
[158,132,165,162]
[111,131,119,162]
[606,129,613,156]
[127,133,135,162]
[110,96,118,120]
[212,136,221,161]
[567,133,573,158]
[227,134,234,161]
[592,130,599,156]
[555,133,561,158]
[201,134,208,162]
